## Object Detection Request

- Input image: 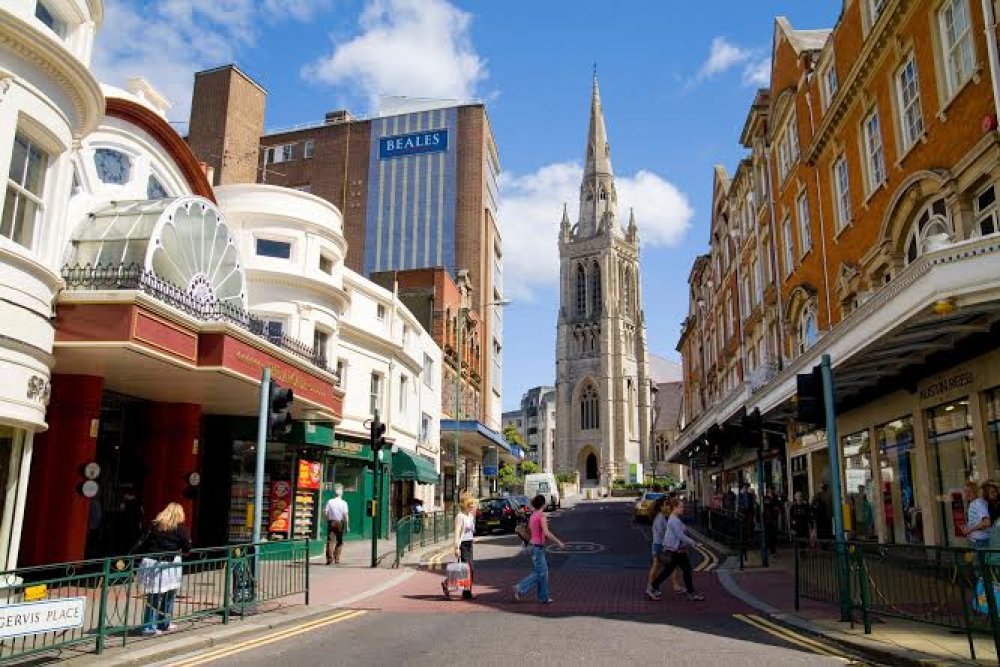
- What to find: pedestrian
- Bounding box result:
[117,484,144,556]
[963,481,992,549]
[324,484,350,565]
[135,502,191,636]
[789,491,811,543]
[513,494,565,603]
[762,486,779,557]
[984,482,1000,524]
[648,497,684,594]
[648,498,705,602]
[444,493,477,600]
[812,484,833,541]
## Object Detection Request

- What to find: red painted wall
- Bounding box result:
[140,403,202,536]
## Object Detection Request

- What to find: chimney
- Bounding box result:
[324,110,355,125]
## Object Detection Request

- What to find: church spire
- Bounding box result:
[577,71,618,238]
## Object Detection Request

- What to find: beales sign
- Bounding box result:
[379,129,448,160]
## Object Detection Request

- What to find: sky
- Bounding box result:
[93,0,842,411]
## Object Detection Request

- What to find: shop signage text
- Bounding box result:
[331,440,363,456]
[0,598,85,639]
[920,371,974,401]
[379,129,448,160]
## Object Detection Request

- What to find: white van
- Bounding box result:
[524,473,561,511]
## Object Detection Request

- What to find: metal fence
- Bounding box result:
[794,539,1000,660]
[394,512,454,567]
[0,540,309,663]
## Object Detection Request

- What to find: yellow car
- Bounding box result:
[634,491,666,522]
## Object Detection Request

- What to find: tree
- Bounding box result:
[497,463,518,490]
[502,424,524,446]
[519,460,540,475]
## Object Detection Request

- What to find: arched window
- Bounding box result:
[576,264,587,317]
[627,379,635,436]
[904,198,949,265]
[797,304,818,354]
[590,262,602,316]
[623,267,632,317]
[580,383,600,430]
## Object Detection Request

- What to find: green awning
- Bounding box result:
[392,449,439,484]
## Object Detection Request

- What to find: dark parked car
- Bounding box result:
[509,495,533,519]
[476,498,521,534]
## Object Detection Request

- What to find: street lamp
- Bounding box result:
[453,298,512,510]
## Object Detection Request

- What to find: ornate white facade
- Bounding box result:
[554,76,651,489]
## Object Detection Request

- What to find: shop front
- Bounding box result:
[440,420,522,508]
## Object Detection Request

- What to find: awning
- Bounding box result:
[392,448,439,484]
[439,420,525,462]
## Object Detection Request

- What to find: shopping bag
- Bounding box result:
[972,577,1000,615]
[443,561,471,599]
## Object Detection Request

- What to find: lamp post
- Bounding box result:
[453,299,511,511]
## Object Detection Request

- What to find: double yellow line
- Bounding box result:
[166,609,367,666]
[694,544,717,572]
[424,547,453,571]
[733,613,848,661]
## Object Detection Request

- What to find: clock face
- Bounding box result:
[94,148,132,185]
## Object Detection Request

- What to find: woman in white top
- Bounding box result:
[648,498,705,601]
[446,494,477,600]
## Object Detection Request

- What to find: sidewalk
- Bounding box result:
[58,537,449,667]
[689,527,996,666]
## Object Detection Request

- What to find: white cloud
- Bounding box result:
[92,0,331,123]
[500,163,693,300]
[697,36,752,80]
[302,0,487,111]
[692,36,770,88]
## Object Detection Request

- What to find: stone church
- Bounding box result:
[554,76,652,490]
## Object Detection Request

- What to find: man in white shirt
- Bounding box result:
[964,481,992,548]
[325,484,350,565]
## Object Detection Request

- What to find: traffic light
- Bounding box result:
[740,408,763,449]
[268,381,294,437]
[370,414,387,452]
[796,364,826,427]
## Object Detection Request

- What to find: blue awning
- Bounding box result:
[440,420,524,460]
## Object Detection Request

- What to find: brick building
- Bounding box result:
[187,67,505,430]
[671,2,1000,548]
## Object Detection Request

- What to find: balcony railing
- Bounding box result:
[61,263,334,374]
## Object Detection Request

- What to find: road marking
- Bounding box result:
[545,541,605,554]
[733,614,847,661]
[694,544,717,572]
[166,610,368,666]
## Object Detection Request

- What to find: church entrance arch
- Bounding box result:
[586,453,598,481]
[577,445,600,485]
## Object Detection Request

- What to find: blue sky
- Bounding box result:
[94,0,841,410]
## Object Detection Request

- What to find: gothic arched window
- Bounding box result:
[576,264,587,317]
[904,198,950,265]
[623,267,632,317]
[590,262,602,315]
[580,383,599,430]
[797,304,818,355]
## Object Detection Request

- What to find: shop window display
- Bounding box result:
[926,399,975,546]
[877,417,923,544]
[843,431,875,540]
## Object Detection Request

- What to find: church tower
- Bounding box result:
[554,75,651,490]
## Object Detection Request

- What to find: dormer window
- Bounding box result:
[35,1,66,38]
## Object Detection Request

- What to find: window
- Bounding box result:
[264,144,294,164]
[35,1,66,37]
[975,185,998,236]
[869,0,887,25]
[423,354,434,387]
[256,238,291,259]
[797,305,818,354]
[778,136,791,182]
[1,133,49,248]
[421,413,432,443]
[745,191,755,232]
[313,327,330,363]
[833,156,852,230]
[370,372,383,417]
[623,268,632,317]
[262,319,284,344]
[146,176,168,199]
[575,264,587,317]
[896,55,924,151]
[740,277,750,319]
[376,304,386,321]
[303,139,314,159]
[752,257,763,304]
[726,296,734,340]
[336,359,345,387]
[762,237,773,283]
[939,0,975,97]
[822,61,839,111]
[863,111,885,192]
[402,324,410,346]
[796,192,812,255]
[590,262,601,316]
[904,198,950,264]
[319,253,334,274]
[399,375,408,413]
[94,148,132,185]
[782,217,794,276]
[580,383,599,430]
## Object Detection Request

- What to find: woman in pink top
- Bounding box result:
[513,494,564,603]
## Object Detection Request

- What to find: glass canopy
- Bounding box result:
[68,197,246,309]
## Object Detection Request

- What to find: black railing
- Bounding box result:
[61,264,333,374]
[794,539,1000,661]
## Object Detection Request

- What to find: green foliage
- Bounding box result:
[497,462,518,490]
[502,424,524,446]
[519,460,540,475]
[555,471,577,484]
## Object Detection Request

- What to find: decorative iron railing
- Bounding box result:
[61,264,334,375]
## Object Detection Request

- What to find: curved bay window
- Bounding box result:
[580,383,599,431]
[877,417,923,545]
[575,264,587,317]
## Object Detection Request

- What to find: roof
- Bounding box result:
[775,17,831,55]
[653,382,684,432]
[649,355,682,384]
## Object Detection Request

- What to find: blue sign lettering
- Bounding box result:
[378,129,449,160]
